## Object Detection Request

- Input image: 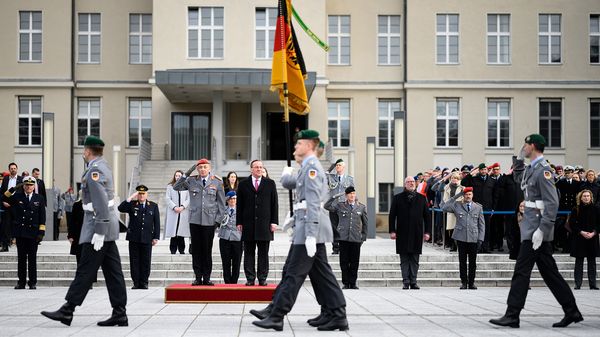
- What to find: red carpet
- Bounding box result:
[164,283,277,303]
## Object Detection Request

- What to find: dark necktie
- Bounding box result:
[202,179,206,187]
[230,208,234,216]
[467,203,471,212]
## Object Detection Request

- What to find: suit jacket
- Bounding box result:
[119,200,160,244]
[1,175,23,210]
[3,192,46,240]
[461,174,495,210]
[388,191,430,255]
[236,176,278,241]
[34,178,47,206]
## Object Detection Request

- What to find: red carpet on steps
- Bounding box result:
[164,283,277,303]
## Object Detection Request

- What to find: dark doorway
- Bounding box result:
[171,113,211,160]
[266,112,308,160]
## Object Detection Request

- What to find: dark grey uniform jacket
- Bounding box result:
[440,193,485,243]
[173,174,226,226]
[324,197,368,243]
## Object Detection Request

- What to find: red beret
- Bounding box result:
[488,162,500,169]
[2,171,9,177]
[197,158,210,165]
[463,187,473,193]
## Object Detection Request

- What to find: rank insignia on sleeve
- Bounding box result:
[308,169,317,179]
[543,171,552,180]
[91,172,100,181]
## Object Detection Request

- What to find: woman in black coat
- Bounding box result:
[580,170,600,206]
[508,201,525,260]
[568,189,600,290]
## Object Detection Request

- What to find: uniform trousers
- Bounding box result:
[128,241,152,287]
[244,240,270,283]
[16,237,38,286]
[482,214,491,251]
[219,239,242,284]
[457,241,477,285]
[339,241,362,286]
[0,211,13,248]
[506,241,578,314]
[329,212,340,252]
[65,242,127,308]
[189,224,214,282]
[574,256,597,288]
[169,236,185,254]
[400,253,420,285]
[65,212,73,237]
[272,244,346,315]
[53,212,60,241]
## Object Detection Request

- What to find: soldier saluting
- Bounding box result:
[327,159,354,255]
[490,134,583,328]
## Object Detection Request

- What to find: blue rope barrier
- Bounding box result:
[429,208,571,215]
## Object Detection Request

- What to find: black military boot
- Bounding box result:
[41,302,76,326]
[308,307,330,327]
[552,308,583,328]
[317,307,349,331]
[489,307,520,328]
[250,303,273,320]
[97,306,128,326]
[252,307,285,331]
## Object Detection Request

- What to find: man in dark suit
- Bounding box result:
[237,160,278,286]
[31,168,47,204]
[1,162,23,252]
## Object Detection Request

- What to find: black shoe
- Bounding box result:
[498,248,504,252]
[468,284,477,290]
[0,246,8,252]
[307,309,327,326]
[140,284,149,289]
[41,302,75,326]
[552,312,583,328]
[29,284,36,290]
[342,284,350,290]
[14,283,25,290]
[202,280,214,286]
[450,247,457,252]
[132,285,140,290]
[317,307,349,331]
[250,304,273,320]
[489,315,520,328]
[590,286,599,290]
[252,316,283,331]
[410,284,420,290]
[97,307,128,327]
[574,286,581,290]
[460,284,468,290]
[350,284,359,290]
[245,281,255,286]
[258,280,268,286]
[191,279,202,286]
[402,284,409,290]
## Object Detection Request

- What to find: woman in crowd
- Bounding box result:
[442,172,464,252]
[224,171,239,194]
[509,201,525,260]
[568,190,599,290]
[580,170,600,205]
[218,191,243,284]
[164,170,190,254]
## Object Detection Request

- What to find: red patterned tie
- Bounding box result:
[254,179,259,191]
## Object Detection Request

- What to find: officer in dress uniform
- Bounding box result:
[218,190,243,284]
[118,185,160,289]
[173,158,225,286]
[42,136,128,327]
[2,177,45,289]
[490,134,583,329]
[554,165,580,252]
[327,159,354,255]
[252,129,348,332]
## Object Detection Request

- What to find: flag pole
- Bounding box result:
[283,83,294,215]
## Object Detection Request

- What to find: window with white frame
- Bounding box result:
[591,15,600,64]
[18,97,42,146]
[328,100,350,147]
[487,99,511,147]
[328,15,350,65]
[590,100,600,148]
[487,14,510,64]
[378,15,400,65]
[129,99,152,147]
[436,14,459,64]
[188,7,224,59]
[378,183,394,213]
[78,13,101,63]
[539,99,562,148]
[539,14,561,64]
[255,8,276,59]
[19,11,42,62]
[129,14,152,64]
[77,98,100,146]
[436,99,459,147]
[378,100,400,147]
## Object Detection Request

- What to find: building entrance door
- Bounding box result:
[171,113,211,160]
[266,112,307,160]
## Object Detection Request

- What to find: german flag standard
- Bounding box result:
[271,0,310,115]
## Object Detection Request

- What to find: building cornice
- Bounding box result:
[0,79,73,88]
[405,80,600,89]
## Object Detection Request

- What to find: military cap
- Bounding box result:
[463,187,473,193]
[345,186,355,194]
[136,185,149,193]
[197,158,210,165]
[524,133,546,146]
[488,162,500,169]
[575,165,584,172]
[23,176,36,185]
[225,190,237,200]
[295,129,320,140]
[335,158,344,165]
[83,135,105,147]
[451,167,460,173]
[318,141,325,149]
[564,165,574,172]
[434,166,441,171]
[477,163,487,170]
[460,165,470,173]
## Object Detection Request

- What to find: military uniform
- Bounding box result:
[555,171,580,252]
[327,161,354,253]
[218,204,242,284]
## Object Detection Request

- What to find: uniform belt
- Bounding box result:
[293,200,325,210]
[82,199,115,212]
[524,200,545,210]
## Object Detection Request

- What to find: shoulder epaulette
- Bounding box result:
[211,175,222,181]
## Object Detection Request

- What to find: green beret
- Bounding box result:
[318,141,325,149]
[524,133,546,146]
[478,163,486,170]
[136,185,149,193]
[335,159,344,165]
[295,129,320,140]
[83,136,105,147]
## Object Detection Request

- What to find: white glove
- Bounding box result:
[517,144,526,160]
[532,228,543,250]
[282,212,294,232]
[91,233,105,251]
[305,236,316,257]
[282,166,294,177]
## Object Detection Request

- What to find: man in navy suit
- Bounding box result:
[1,163,23,252]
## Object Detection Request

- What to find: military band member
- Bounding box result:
[490,134,582,328]
[173,158,226,286]
[42,136,128,327]
[218,191,243,284]
[327,159,354,255]
[118,185,160,289]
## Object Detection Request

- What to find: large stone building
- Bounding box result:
[1,0,599,227]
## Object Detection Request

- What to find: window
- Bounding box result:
[129,14,152,64]
[591,100,600,147]
[129,99,152,147]
[77,98,100,146]
[328,15,350,65]
[328,100,350,147]
[487,99,510,147]
[188,7,224,59]
[487,14,510,64]
[436,14,459,64]
[19,11,42,62]
[78,13,101,63]
[378,183,394,213]
[255,8,276,59]
[436,99,459,147]
[539,99,562,147]
[378,100,400,147]
[378,15,400,65]
[18,97,42,146]
[539,14,561,64]
[591,15,600,64]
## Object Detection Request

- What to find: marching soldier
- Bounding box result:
[42,136,128,327]
[490,134,582,328]
[118,185,160,289]
[173,158,226,286]
[327,159,354,255]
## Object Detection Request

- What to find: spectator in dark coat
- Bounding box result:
[580,170,600,206]
[462,163,496,252]
[509,201,525,260]
[494,168,524,254]
[555,166,580,252]
[568,190,600,290]
[1,163,22,251]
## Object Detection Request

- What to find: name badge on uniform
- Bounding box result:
[308,170,317,179]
